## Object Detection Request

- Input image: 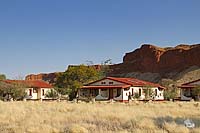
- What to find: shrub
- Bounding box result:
[45,89,59,99]
[0,81,26,101]
[164,89,178,100]
[160,79,179,100]
[192,86,200,101]
[133,92,140,99]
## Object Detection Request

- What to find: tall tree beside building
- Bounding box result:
[160,79,178,100]
[55,64,101,100]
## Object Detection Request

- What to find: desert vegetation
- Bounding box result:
[0,81,26,101]
[55,60,112,100]
[0,101,200,133]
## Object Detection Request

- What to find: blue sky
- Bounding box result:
[0,0,200,79]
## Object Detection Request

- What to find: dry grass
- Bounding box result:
[0,101,200,133]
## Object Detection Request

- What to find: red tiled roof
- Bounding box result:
[82,85,131,89]
[3,80,52,88]
[178,85,196,89]
[107,77,164,88]
[86,77,165,89]
[182,79,200,86]
[179,79,200,89]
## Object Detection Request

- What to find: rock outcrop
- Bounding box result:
[110,44,200,77]
[25,44,200,83]
[25,65,101,84]
[25,72,61,84]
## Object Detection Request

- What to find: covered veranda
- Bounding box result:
[180,85,196,101]
[78,85,130,101]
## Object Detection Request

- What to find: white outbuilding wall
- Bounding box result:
[25,88,53,100]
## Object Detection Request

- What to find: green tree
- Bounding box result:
[160,79,178,100]
[45,89,59,99]
[55,64,101,100]
[0,74,6,80]
[0,81,26,101]
[133,92,140,99]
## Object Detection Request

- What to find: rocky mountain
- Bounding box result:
[25,44,200,85]
[25,65,101,84]
[110,44,200,84]
[25,72,61,84]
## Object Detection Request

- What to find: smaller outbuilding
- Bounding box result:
[78,77,165,102]
[179,79,200,101]
[3,80,54,100]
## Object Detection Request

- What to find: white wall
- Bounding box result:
[41,88,53,99]
[151,87,164,100]
[122,86,164,101]
[25,88,37,99]
[25,88,53,100]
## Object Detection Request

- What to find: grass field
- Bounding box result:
[0,101,200,133]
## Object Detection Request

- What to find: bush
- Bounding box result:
[133,92,140,99]
[192,86,200,101]
[160,79,179,100]
[164,89,178,100]
[0,81,26,101]
[45,89,59,99]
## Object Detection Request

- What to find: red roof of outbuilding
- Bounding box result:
[3,80,52,88]
[179,79,200,89]
[182,79,200,86]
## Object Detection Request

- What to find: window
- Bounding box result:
[132,88,134,96]
[109,82,113,85]
[155,89,158,96]
[29,89,32,96]
[101,89,107,91]
[101,82,106,85]
[42,89,45,96]
[139,89,142,96]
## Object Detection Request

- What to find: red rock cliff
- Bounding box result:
[110,44,200,75]
[25,72,61,84]
[25,44,200,83]
[25,65,101,84]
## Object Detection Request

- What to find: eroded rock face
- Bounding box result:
[25,44,200,83]
[111,44,200,75]
[25,65,102,84]
[25,73,60,84]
